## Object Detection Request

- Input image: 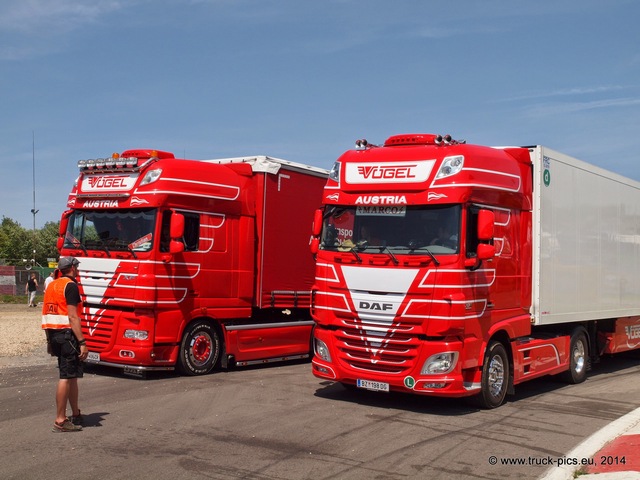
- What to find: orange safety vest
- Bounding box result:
[41,277,81,330]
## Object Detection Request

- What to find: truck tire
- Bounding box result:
[177,321,221,376]
[471,341,509,409]
[561,329,588,384]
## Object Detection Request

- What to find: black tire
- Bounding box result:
[561,329,589,384]
[177,321,221,376]
[471,341,509,409]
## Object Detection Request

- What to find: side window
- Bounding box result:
[466,205,497,258]
[183,213,200,251]
[160,211,171,252]
[466,206,480,258]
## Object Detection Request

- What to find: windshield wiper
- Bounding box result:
[354,240,399,265]
[97,241,112,258]
[348,246,362,263]
[71,240,88,255]
[423,247,440,266]
[340,244,362,263]
[408,243,440,266]
[126,245,138,259]
[380,245,399,265]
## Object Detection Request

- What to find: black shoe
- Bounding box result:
[70,412,84,426]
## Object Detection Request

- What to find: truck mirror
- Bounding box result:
[59,211,72,236]
[312,209,323,237]
[170,212,185,239]
[477,209,494,241]
[477,243,495,260]
[310,237,320,254]
[57,210,72,251]
[170,240,185,254]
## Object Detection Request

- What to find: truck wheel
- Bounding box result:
[472,341,509,409]
[178,321,221,376]
[561,329,588,384]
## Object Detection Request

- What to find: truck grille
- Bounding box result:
[80,307,116,352]
[334,318,422,375]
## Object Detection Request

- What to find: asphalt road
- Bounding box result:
[1,352,639,480]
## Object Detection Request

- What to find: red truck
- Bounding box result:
[58,150,327,376]
[309,134,640,407]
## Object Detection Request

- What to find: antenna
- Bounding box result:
[30,131,38,266]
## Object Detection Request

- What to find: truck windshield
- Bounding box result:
[64,209,157,253]
[320,205,461,255]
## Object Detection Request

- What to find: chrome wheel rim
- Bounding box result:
[573,341,585,374]
[488,354,505,398]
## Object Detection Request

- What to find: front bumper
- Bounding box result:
[312,328,481,397]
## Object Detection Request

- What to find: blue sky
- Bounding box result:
[1,0,639,228]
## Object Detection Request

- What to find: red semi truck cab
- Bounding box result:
[309,134,640,407]
[59,149,328,376]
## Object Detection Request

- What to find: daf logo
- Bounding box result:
[359,301,393,311]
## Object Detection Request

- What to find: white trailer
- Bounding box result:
[531,146,640,328]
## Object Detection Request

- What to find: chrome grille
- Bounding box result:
[334,324,422,375]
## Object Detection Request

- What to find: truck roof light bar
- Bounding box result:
[77,156,141,172]
[76,149,171,172]
[385,133,467,147]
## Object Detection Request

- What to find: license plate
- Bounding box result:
[357,379,389,392]
[86,351,100,363]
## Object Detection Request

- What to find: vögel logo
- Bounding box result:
[357,165,416,180]
[345,160,435,184]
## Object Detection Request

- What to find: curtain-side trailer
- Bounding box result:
[59,150,328,376]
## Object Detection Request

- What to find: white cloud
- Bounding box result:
[0,0,132,60]
[525,97,640,117]
[499,86,631,103]
[0,0,125,33]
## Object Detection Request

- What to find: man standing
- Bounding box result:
[42,257,88,432]
[44,271,55,292]
[25,272,38,307]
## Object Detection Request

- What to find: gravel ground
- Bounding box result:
[0,303,50,368]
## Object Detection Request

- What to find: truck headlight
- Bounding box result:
[328,162,340,182]
[314,338,332,362]
[140,168,162,186]
[436,155,464,179]
[421,352,458,375]
[124,329,149,341]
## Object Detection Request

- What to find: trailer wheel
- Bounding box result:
[471,341,509,409]
[561,329,588,384]
[178,321,221,376]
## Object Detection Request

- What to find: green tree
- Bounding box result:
[0,217,32,265]
[0,216,60,266]
[35,221,61,266]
